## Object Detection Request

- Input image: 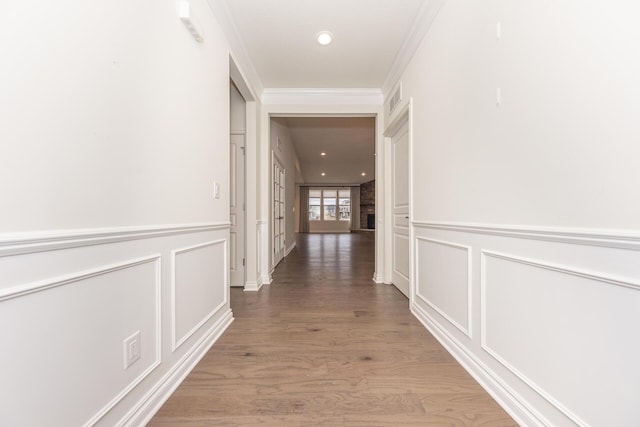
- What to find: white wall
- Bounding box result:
[0,0,248,424]
[387,1,640,426]
[309,220,351,233]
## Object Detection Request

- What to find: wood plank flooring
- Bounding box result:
[149,232,516,426]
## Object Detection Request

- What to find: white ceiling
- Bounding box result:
[276,117,376,185]
[223,0,427,88]
[223,0,427,185]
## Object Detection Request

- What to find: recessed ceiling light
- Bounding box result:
[316,31,333,46]
[321,172,326,176]
[361,172,366,176]
[321,152,326,156]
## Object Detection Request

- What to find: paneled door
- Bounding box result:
[392,122,410,297]
[230,133,245,287]
[273,157,285,267]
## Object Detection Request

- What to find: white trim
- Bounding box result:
[243,280,262,292]
[0,255,161,302]
[0,223,230,257]
[411,301,550,427]
[414,236,472,338]
[262,88,383,105]
[285,240,296,256]
[413,221,640,250]
[120,309,233,427]
[206,0,264,96]
[480,249,637,427]
[171,239,228,352]
[382,0,447,96]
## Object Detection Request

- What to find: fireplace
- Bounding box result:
[367,214,375,229]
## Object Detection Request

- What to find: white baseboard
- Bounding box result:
[284,241,296,256]
[243,280,262,292]
[410,303,547,427]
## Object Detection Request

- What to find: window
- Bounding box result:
[308,188,351,221]
[309,189,321,220]
[338,189,351,221]
[323,189,337,220]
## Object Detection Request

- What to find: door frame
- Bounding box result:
[383,99,413,301]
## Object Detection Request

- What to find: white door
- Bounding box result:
[230,133,246,287]
[273,158,285,267]
[392,122,410,297]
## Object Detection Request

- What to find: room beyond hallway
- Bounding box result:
[149,233,515,426]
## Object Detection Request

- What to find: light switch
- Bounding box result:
[214,181,220,199]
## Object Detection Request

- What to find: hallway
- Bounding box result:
[149,233,515,426]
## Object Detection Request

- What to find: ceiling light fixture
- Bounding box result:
[321,152,326,156]
[361,172,366,176]
[321,172,326,176]
[316,31,333,46]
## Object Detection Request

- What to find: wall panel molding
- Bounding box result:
[85,256,163,427]
[171,239,228,351]
[0,222,231,257]
[413,221,640,250]
[480,250,640,427]
[415,236,472,337]
[0,255,161,302]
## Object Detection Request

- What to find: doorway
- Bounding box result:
[230,81,246,287]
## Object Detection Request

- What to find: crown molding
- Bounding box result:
[261,88,383,106]
[382,0,447,97]
[206,0,264,97]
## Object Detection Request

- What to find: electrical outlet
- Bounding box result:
[123,331,141,370]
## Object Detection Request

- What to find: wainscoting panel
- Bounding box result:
[482,251,640,427]
[415,237,471,337]
[0,224,232,427]
[0,256,161,427]
[412,222,640,427]
[172,239,228,351]
[393,233,410,281]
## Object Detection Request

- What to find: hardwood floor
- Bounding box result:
[149,232,516,426]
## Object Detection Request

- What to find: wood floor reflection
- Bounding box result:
[149,232,516,426]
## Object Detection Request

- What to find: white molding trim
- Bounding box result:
[243,280,262,292]
[0,255,161,302]
[411,301,550,427]
[205,0,264,97]
[0,223,230,257]
[284,241,296,257]
[413,221,640,250]
[171,239,229,352]
[414,236,472,338]
[372,272,384,283]
[121,309,233,427]
[382,0,447,96]
[480,249,637,427]
[262,88,383,105]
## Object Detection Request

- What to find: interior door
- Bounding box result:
[273,157,285,267]
[230,133,246,287]
[392,122,410,297]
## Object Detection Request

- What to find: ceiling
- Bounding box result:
[223,0,427,185]
[223,0,427,88]
[276,117,376,185]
